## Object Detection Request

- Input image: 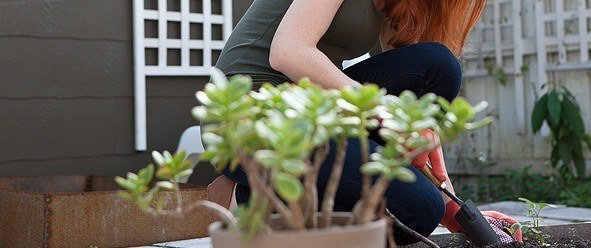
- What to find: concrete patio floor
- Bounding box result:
[134,201,591,248]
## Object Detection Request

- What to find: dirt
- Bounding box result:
[438,237,591,248]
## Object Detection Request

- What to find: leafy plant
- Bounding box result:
[116,69,492,244]
[531,84,591,178]
[510,197,557,246]
[457,161,591,208]
[489,67,508,86]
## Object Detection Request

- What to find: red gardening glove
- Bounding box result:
[441,202,523,243]
[411,130,448,183]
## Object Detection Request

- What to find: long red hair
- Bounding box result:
[383,0,486,56]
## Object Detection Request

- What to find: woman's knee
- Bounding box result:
[406,42,462,101]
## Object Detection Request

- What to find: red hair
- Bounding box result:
[383,0,486,56]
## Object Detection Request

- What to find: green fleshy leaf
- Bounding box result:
[173,150,186,165]
[176,169,194,180]
[152,151,165,166]
[336,98,360,113]
[253,150,280,168]
[340,116,361,126]
[137,164,154,184]
[210,67,228,90]
[273,172,303,203]
[118,191,136,201]
[280,159,307,176]
[410,118,437,131]
[472,101,489,114]
[390,167,416,183]
[451,97,475,120]
[202,132,224,145]
[381,119,409,132]
[464,117,494,130]
[195,91,213,105]
[115,177,135,191]
[156,167,174,180]
[156,181,175,190]
[437,97,451,112]
[163,151,174,164]
[360,162,389,175]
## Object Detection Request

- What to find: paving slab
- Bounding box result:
[153,237,212,248]
[539,207,591,222]
[477,201,566,216]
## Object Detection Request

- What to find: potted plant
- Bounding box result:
[116,69,492,248]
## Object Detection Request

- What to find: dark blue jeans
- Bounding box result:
[221,42,462,245]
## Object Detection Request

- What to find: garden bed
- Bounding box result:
[405,222,591,247]
[0,176,212,248]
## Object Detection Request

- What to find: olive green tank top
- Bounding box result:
[215,0,383,85]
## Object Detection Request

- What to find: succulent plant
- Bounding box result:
[116,68,492,242]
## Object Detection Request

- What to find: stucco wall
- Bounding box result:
[0,0,254,184]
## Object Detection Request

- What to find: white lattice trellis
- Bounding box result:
[462,0,591,137]
[133,0,233,151]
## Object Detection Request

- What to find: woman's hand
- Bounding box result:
[411,130,448,183]
[442,203,523,243]
[482,211,524,243]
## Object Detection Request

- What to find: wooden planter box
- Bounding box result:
[0,176,212,248]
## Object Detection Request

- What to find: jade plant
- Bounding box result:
[116,69,491,243]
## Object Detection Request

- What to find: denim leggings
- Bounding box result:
[221,42,462,245]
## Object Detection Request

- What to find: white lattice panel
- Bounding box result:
[133,0,233,151]
[452,0,591,164]
[464,0,591,78]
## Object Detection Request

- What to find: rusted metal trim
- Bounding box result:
[84,176,93,192]
[43,194,52,248]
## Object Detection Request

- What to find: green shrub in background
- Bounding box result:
[531,84,591,179]
[457,162,591,208]
[456,83,591,208]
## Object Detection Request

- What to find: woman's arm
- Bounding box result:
[269,0,361,89]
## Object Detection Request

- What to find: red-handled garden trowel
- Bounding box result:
[419,164,502,247]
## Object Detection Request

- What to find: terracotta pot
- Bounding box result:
[209,212,387,248]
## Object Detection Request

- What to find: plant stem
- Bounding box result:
[378,200,398,248]
[145,200,237,228]
[173,182,182,212]
[237,153,296,229]
[356,176,390,224]
[289,201,306,230]
[320,136,348,227]
[359,126,371,200]
[302,144,329,228]
[385,208,439,248]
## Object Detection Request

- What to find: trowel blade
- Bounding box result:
[454,199,501,246]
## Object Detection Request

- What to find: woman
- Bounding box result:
[211,0,522,245]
